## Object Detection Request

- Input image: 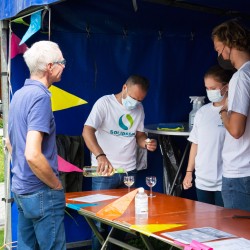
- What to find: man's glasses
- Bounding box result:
[53,59,66,66]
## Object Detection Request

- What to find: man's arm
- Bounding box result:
[82,125,104,157]
[220,110,246,139]
[82,125,113,174]
[25,130,62,189]
[136,131,157,151]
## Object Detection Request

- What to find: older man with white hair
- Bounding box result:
[7,41,66,249]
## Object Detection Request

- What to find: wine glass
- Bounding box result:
[146,176,157,198]
[123,176,135,192]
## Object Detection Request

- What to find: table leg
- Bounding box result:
[82,214,156,249]
[159,135,190,196]
[169,141,190,195]
[84,216,105,245]
[140,233,155,250]
[101,227,142,250]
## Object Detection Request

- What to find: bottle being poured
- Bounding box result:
[82,166,126,177]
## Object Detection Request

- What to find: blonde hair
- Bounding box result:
[212,19,250,53]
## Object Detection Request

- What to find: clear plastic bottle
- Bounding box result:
[189,97,198,129]
[189,96,205,129]
[135,187,148,223]
[82,166,126,177]
[197,99,204,110]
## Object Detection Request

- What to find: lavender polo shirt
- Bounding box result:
[8,79,59,194]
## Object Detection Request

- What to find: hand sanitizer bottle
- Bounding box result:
[135,187,148,223]
[189,96,198,129]
[189,96,205,129]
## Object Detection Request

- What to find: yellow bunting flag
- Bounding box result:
[130,224,185,236]
[96,189,139,220]
[49,85,87,111]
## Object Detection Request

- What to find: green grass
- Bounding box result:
[0,137,4,182]
[0,117,4,248]
[0,229,4,248]
[0,117,4,246]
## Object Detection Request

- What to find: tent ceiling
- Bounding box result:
[1,0,250,21]
[0,0,63,20]
[146,0,250,17]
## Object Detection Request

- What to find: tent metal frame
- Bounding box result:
[0,19,12,249]
[0,0,250,248]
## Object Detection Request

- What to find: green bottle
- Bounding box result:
[82,166,126,177]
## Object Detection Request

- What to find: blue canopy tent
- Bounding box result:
[1,0,250,248]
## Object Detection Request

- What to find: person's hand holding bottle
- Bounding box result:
[96,154,114,176]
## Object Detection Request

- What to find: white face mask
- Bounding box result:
[206,86,227,103]
[122,88,139,110]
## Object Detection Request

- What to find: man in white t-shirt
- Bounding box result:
[83,75,157,183]
[212,19,250,212]
[83,75,157,249]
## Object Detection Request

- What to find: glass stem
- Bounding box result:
[128,186,130,192]
[150,187,152,197]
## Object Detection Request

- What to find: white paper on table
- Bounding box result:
[161,227,236,244]
[206,238,250,250]
[68,194,119,203]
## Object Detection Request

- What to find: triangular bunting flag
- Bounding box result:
[57,155,83,173]
[49,85,87,111]
[12,17,29,26]
[11,33,28,59]
[130,224,185,236]
[96,189,139,220]
[19,11,42,45]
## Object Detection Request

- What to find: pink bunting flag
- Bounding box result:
[11,33,28,59]
[57,155,83,173]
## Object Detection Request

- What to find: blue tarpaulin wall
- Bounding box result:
[2,0,250,246]
[9,0,226,193]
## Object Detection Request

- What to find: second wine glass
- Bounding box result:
[123,175,135,192]
[146,176,157,197]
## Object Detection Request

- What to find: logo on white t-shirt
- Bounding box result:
[118,114,134,130]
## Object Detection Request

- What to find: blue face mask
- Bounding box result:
[122,88,139,110]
